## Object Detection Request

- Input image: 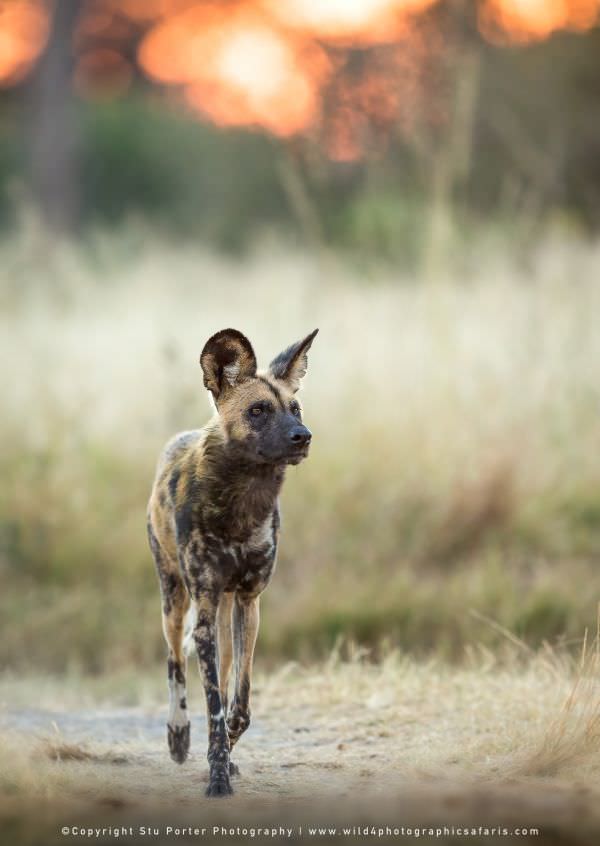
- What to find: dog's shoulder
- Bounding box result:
[163,429,203,464]
[149,424,214,520]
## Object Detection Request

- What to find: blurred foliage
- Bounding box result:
[0,98,290,252]
[80,102,290,252]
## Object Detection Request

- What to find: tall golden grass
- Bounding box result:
[1,224,600,670]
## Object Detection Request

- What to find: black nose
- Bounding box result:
[290,426,312,446]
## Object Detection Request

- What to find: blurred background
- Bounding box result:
[1,0,600,675]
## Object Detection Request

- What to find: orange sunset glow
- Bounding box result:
[138,4,331,136]
[136,0,444,143]
[265,0,439,45]
[480,0,600,42]
[126,0,600,143]
[0,0,49,87]
[0,0,599,142]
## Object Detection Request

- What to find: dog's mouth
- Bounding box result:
[257,447,310,465]
[283,446,310,465]
[285,449,308,464]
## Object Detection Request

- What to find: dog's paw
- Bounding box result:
[227,708,250,745]
[167,722,190,764]
[205,774,233,798]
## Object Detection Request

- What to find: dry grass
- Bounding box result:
[42,740,130,766]
[511,634,600,779]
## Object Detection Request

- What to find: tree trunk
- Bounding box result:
[26,0,84,233]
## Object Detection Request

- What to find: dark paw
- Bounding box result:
[168,722,190,764]
[229,761,241,777]
[205,775,233,798]
[227,710,250,745]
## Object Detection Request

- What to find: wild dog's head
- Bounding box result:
[200,328,318,466]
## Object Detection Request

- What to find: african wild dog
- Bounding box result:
[147,328,318,797]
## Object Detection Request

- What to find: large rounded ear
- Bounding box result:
[200,329,257,401]
[268,329,318,393]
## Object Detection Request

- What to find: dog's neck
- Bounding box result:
[200,425,285,539]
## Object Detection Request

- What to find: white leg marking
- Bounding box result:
[168,679,189,728]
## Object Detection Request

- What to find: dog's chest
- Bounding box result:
[210,510,279,594]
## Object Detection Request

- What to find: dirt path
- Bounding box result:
[0,696,387,804]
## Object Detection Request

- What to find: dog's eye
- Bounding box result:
[291,404,301,416]
[250,405,263,417]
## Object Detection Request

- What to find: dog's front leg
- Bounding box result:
[227,592,260,749]
[193,590,232,797]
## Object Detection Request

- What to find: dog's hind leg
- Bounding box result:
[148,519,191,763]
[163,583,191,763]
